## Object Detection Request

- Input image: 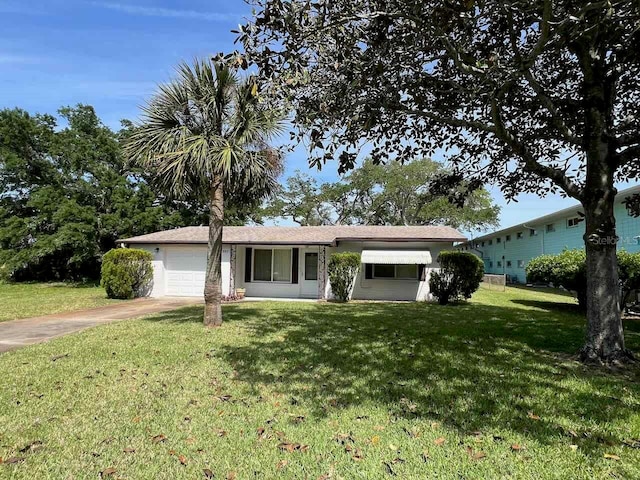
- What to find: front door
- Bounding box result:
[300,248,319,298]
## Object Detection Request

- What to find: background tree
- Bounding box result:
[242,0,640,363]
[126,58,284,327]
[265,159,500,232]
[0,106,205,281]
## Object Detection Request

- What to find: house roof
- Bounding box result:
[119,225,466,246]
[463,183,640,244]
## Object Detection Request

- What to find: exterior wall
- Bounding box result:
[327,241,452,301]
[136,244,166,298]
[461,196,640,283]
[234,244,322,298]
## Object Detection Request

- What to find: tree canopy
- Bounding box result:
[265,158,500,232]
[241,0,640,362]
[0,105,263,281]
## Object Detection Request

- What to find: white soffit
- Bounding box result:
[361,250,432,265]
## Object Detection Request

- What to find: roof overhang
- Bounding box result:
[361,249,432,265]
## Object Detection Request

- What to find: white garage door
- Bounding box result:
[165,247,230,297]
[166,247,207,297]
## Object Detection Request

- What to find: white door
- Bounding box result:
[165,247,207,297]
[300,248,319,298]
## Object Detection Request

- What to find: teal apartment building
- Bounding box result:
[458,185,640,283]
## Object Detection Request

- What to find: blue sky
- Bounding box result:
[0,0,633,234]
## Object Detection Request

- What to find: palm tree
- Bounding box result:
[126,58,284,326]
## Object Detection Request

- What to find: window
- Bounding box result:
[506,260,512,268]
[481,241,485,247]
[304,252,318,280]
[529,228,537,237]
[373,264,418,279]
[488,239,493,245]
[517,232,523,239]
[517,260,525,268]
[253,248,292,282]
[546,223,555,233]
[567,216,584,228]
[496,237,502,243]
[489,261,493,268]
[497,261,502,267]
[506,235,511,242]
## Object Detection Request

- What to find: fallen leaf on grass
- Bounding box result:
[569,444,578,451]
[276,459,288,470]
[203,468,214,478]
[527,412,541,421]
[466,446,486,460]
[511,444,523,451]
[100,467,117,477]
[371,435,381,445]
[434,437,446,446]
[604,453,621,461]
[50,353,68,362]
[151,434,167,444]
[277,442,309,453]
[178,455,187,465]
[123,447,135,453]
[373,425,385,431]
[19,440,43,453]
[227,471,237,480]
[421,450,430,462]
[132,416,141,423]
[215,429,227,437]
[3,457,25,464]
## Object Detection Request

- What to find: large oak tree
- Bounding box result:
[241,0,640,363]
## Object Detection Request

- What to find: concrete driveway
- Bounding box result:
[0,297,201,353]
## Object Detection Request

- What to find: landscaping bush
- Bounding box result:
[327,252,361,302]
[526,249,588,309]
[617,250,640,310]
[100,248,153,299]
[429,251,484,305]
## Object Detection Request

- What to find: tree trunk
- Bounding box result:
[580,191,628,363]
[203,179,224,327]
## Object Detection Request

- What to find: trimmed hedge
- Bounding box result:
[429,251,484,305]
[527,249,640,310]
[328,252,361,302]
[101,248,153,299]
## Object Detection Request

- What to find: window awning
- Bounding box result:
[361,250,432,265]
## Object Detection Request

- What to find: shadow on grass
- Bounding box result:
[143,300,640,449]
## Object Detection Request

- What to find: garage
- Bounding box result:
[165,247,207,296]
[164,246,230,297]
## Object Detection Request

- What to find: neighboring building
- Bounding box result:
[120,225,466,301]
[458,184,640,283]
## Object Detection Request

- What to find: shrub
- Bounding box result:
[328,252,361,302]
[617,250,640,310]
[101,248,153,299]
[429,251,483,305]
[526,249,587,308]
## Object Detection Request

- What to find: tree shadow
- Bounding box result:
[194,300,640,450]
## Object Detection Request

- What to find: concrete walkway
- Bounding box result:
[0,297,201,353]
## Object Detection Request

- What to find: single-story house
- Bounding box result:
[119,225,466,301]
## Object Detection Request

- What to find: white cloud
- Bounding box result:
[93,2,239,21]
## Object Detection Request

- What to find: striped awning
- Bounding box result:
[361,250,432,265]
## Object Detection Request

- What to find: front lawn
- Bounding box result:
[1,288,638,478]
[0,282,120,322]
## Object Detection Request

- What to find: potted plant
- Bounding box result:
[235,288,246,299]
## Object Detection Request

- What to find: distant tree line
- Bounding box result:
[0,105,261,282]
[263,158,500,232]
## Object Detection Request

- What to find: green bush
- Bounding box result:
[616,250,640,310]
[429,251,484,305]
[526,249,588,308]
[328,252,361,302]
[100,248,153,299]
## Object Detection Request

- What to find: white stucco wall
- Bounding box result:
[325,241,452,301]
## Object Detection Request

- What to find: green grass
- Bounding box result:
[0,282,121,322]
[0,288,639,479]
